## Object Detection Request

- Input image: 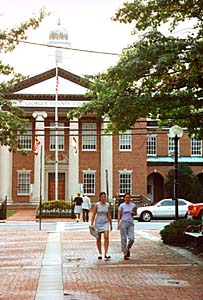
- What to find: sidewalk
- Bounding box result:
[0,212,202,300]
[6,209,93,223]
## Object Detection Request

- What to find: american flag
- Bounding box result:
[33,136,41,155]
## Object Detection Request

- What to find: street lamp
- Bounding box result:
[169,125,183,220]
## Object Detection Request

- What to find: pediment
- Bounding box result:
[14,76,88,95]
[9,67,89,95]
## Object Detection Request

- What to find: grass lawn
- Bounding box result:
[6,210,16,218]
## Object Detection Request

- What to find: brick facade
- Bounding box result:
[1,68,203,205]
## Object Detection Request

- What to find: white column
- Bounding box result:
[101,117,113,200]
[0,146,12,202]
[68,118,79,199]
[32,111,47,203]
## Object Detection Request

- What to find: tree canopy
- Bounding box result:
[0,8,48,149]
[165,163,203,203]
[69,0,203,138]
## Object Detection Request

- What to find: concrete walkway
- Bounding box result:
[35,232,63,300]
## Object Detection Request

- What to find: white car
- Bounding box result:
[134,198,192,222]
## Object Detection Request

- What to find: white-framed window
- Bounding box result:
[119,170,132,195]
[83,170,96,195]
[168,136,175,156]
[50,122,64,150]
[119,129,132,151]
[18,123,32,150]
[17,171,30,195]
[168,136,180,156]
[191,137,202,156]
[147,134,157,156]
[82,123,96,151]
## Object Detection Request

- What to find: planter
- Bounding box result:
[36,200,74,218]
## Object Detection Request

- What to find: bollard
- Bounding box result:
[0,202,3,220]
[4,196,7,219]
[0,197,7,220]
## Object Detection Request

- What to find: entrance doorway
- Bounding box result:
[147,172,164,203]
[48,173,65,200]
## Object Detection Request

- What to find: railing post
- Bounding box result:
[4,195,7,220]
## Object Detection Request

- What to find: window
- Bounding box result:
[191,137,202,156]
[50,122,64,150]
[119,171,132,195]
[18,123,32,150]
[82,123,96,150]
[17,171,30,195]
[168,136,175,156]
[119,130,132,151]
[147,135,156,156]
[83,171,96,195]
[178,200,187,206]
[160,200,174,206]
[168,136,180,156]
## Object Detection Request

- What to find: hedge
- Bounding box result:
[36,200,75,218]
[160,219,200,246]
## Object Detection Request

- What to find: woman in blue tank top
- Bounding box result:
[90,192,112,260]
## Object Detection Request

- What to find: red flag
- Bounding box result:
[71,136,77,155]
[34,136,41,155]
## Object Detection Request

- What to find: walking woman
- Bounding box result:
[90,192,112,260]
[73,192,83,222]
[117,193,136,260]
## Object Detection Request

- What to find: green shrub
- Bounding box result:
[160,219,200,246]
[36,200,74,218]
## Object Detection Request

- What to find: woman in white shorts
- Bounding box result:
[73,192,83,222]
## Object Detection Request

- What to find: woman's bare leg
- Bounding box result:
[104,231,109,256]
[96,233,102,255]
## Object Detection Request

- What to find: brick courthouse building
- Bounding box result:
[0,65,203,206]
[0,22,203,206]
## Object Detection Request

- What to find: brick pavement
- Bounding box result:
[0,211,203,300]
[61,231,203,300]
[6,209,92,223]
[0,231,48,300]
[7,210,37,221]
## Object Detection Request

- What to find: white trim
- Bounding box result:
[119,130,132,152]
[191,137,202,156]
[17,170,31,196]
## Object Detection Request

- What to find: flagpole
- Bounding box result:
[39,144,42,230]
[55,65,58,201]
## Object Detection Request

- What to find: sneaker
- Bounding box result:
[104,255,111,261]
[98,255,102,260]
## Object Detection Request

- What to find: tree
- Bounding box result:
[165,163,203,203]
[0,8,48,149]
[69,0,203,138]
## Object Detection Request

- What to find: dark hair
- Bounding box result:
[124,192,131,198]
[99,192,106,200]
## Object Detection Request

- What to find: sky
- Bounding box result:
[1,0,136,77]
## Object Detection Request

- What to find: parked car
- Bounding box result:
[134,198,192,222]
[187,203,203,220]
